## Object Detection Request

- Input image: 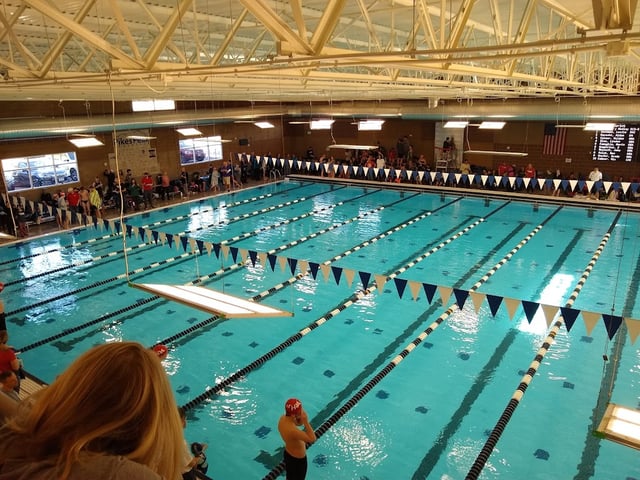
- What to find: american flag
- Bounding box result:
[542,123,567,156]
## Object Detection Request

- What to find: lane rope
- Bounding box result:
[465,209,622,480]
[261,205,563,479]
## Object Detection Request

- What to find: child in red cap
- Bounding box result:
[278,398,316,479]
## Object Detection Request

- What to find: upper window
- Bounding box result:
[179,135,224,165]
[2,152,80,192]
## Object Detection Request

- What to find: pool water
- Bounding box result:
[3,179,639,479]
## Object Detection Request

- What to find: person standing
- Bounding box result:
[141,172,155,208]
[278,398,316,480]
[160,172,171,201]
[89,185,102,218]
[67,187,80,215]
[220,162,232,192]
[589,166,603,199]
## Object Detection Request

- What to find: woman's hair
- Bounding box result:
[0,330,8,345]
[0,341,184,479]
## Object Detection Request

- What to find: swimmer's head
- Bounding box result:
[285,398,302,417]
[152,344,168,360]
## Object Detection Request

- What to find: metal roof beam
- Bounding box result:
[310,0,348,54]
[239,0,313,55]
[23,0,144,71]
[142,0,194,68]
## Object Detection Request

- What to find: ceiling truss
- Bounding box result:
[0,0,637,104]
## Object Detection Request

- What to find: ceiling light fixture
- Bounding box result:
[68,136,104,148]
[584,122,616,131]
[328,144,378,150]
[176,127,202,136]
[126,135,157,140]
[132,99,175,112]
[465,150,528,157]
[358,120,385,131]
[444,121,469,129]
[310,119,334,130]
[479,121,506,129]
[254,121,275,129]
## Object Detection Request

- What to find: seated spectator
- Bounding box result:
[127,179,144,210]
[0,370,19,402]
[0,341,185,479]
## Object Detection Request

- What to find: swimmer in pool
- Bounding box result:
[278,398,316,480]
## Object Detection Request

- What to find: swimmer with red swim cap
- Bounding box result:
[151,344,168,360]
[278,398,316,480]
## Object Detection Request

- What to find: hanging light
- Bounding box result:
[358,119,385,131]
[584,122,616,131]
[254,121,275,129]
[68,136,104,148]
[310,119,334,130]
[444,121,469,129]
[176,127,202,136]
[478,121,506,129]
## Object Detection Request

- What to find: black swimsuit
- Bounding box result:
[284,450,308,480]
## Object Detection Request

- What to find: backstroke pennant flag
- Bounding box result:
[542,123,567,155]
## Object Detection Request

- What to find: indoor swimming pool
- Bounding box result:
[2,179,639,479]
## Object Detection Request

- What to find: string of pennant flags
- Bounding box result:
[4,168,640,344]
[231,155,640,196]
[93,219,640,344]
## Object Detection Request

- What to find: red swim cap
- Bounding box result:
[152,344,168,360]
[285,398,302,416]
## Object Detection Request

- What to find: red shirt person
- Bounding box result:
[141,173,155,208]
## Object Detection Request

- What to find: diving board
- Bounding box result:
[595,403,640,450]
[132,283,293,318]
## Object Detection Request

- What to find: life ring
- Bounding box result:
[0,282,4,293]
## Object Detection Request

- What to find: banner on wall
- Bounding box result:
[112,130,159,176]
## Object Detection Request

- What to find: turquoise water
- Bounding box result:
[3,180,639,479]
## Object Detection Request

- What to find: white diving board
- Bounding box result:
[132,283,293,318]
[595,403,640,450]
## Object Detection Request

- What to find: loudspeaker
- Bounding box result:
[239,138,249,146]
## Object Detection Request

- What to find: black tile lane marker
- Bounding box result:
[258,205,561,479]
[465,209,622,480]
[15,191,397,352]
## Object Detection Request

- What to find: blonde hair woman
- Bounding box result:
[0,342,184,480]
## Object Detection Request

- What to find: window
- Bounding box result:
[2,152,79,192]
[179,136,223,165]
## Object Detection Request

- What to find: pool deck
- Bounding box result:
[0,180,260,245]
[3,175,640,245]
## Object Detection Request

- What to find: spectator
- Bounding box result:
[589,166,603,199]
[179,407,198,480]
[141,172,155,208]
[160,172,171,200]
[0,371,19,402]
[0,342,185,479]
[89,185,102,218]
